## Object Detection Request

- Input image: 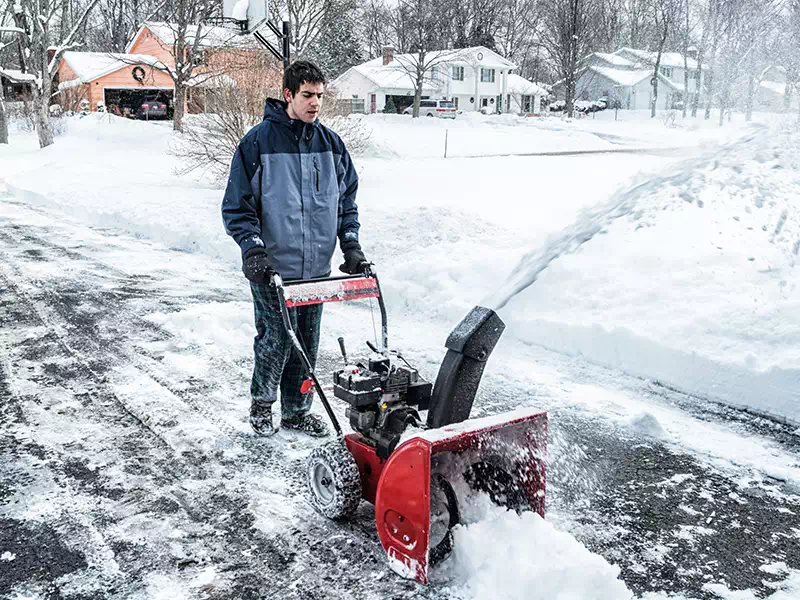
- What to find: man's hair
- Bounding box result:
[283,60,326,96]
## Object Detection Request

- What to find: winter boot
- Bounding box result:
[249,401,277,437]
[281,413,330,437]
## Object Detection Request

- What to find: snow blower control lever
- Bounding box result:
[273,271,432,456]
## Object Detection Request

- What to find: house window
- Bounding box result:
[522,95,532,113]
[689,71,700,82]
[451,65,464,81]
[480,68,495,83]
[192,49,209,66]
[659,66,673,79]
[431,66,440,81]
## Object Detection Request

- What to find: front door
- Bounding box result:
[370,94,377,113]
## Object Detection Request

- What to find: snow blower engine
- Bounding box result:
[273,272,547,584]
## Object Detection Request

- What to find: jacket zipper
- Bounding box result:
[313,157,320,192]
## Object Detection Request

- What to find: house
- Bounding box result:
[755,67,799,112]
[332,46,544,115]
[1,71,34,101]
[553,48,705,111]
[55,21,260,116]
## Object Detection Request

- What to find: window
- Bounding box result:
[431,66,440,81]
[453,97,459,109]
[689,71,701,82]
[420,100,436,108]
[659,66,673,79]
[451,65,465,81]
[480,68,495,83]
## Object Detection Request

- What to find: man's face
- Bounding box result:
[284,82,324,123]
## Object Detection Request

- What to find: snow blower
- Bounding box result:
[273,272,548,583]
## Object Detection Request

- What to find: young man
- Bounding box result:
[221,61,370,437]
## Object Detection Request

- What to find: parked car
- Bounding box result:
[402,99,457,118]
[136,95,168,120]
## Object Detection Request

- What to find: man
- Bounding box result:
[222,60,369,437]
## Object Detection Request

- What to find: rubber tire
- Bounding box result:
[305,440,362,520]
[428,473,459,566]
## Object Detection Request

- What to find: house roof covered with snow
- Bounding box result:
[581,52,635,68]
[60,52,162,83]
[358,45,515,73]
[614,48,703,70]
[507,73,547,97]
[760,80,787,95]
[126,22,257,53]
[588,66,653,87]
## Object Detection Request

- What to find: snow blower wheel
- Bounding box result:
[306,441,362,519]
[428,473,459,565]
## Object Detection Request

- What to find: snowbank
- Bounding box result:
[489,126,800,423]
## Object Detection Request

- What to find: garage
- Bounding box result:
[103,88,173,120]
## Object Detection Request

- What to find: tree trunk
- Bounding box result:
[704,68,714,120]
[682,60,689,118]
[33,83,55,148]
[692,53,703,117]
[651,70,658,118]
[745,71,755,122]
[0,87,8,145]
[173,84,185,132]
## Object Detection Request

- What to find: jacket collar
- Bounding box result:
[263,98,320,139]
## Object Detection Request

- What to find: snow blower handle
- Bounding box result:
[271,272,389,438]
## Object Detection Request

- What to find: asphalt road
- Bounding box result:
[1,195,799,600]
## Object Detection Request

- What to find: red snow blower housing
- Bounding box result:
[273,272,547,583]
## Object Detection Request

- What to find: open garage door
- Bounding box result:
[104,88,173,120]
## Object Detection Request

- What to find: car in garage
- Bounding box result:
[135,95,168,120]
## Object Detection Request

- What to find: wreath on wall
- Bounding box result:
[132,66,146,83]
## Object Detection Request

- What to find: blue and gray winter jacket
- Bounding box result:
[222,98,360,280]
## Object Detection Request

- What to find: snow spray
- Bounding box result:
[481,128,767,312]
[481,175,661,312]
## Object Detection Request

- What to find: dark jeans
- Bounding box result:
[250,281,323,419]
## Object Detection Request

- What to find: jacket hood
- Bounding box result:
[263,97,321,129]
[263,98,290,122]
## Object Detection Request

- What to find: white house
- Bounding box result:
[553,48,706,111]
[331,46,545,115]
[755,67,799,112]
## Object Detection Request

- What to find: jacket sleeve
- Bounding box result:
[336,141,361,247]
[221,129,264,257]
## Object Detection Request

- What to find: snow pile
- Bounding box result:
[489,126,800,424]
[439,505,632,600]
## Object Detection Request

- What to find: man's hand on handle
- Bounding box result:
[243,248,276,284]
[339,240,371,275]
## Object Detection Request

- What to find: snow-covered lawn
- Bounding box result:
[2,110,799,599]
[3,111,796,424]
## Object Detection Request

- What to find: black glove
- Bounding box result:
[338,240,370,275]
[242,248,275,283]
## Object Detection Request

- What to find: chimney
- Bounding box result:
[382,46,394,66]
[687,45,698,60]
[47,47,57,64]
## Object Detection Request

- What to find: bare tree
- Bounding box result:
[2,0,101,148]
[389,0,455,118]
[649,0,679,118]
[496,0,540,67]
[541,0,597,118]
[782,0,800,120]
[363,0,393,57]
